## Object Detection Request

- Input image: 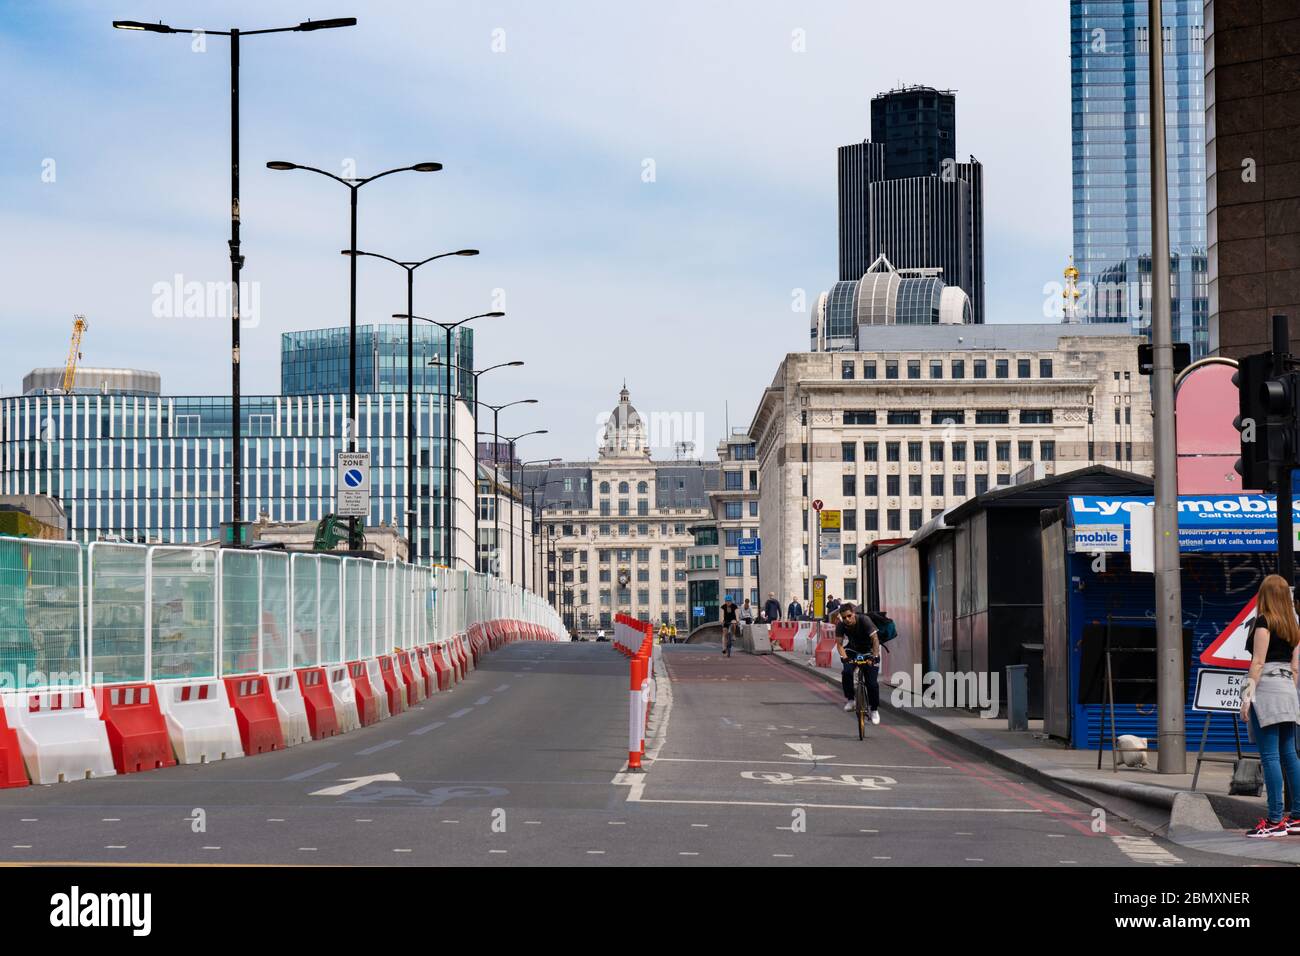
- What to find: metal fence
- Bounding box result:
[0,536,563,692]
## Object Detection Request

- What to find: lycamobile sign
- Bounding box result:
[1068,495,1300,553]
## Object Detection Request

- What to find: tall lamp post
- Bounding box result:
[473,401,540,574]
[502,431,548,586]
[520,469,563,597]
[344,249,479,561]
[267,161,443,549]
[395,312,504,568]
[430,360,528,571]
[114,15,356,545]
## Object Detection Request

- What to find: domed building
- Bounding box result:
[810,254,972,351]
[600,384,651,460]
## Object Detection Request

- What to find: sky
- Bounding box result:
[0,0,1072,462]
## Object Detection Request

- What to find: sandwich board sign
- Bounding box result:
[1199,598,1257,669]
[336,451,371,518]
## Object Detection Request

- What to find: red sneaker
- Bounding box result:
[1246,818,1288,838]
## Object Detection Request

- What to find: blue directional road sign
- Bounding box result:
[737,537,761,557]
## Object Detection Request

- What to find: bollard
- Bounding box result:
[1005,664,1028,731]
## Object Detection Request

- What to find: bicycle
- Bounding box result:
[723,623,737,657]
[845,653,877,740]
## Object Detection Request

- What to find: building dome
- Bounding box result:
[600,384,650,459]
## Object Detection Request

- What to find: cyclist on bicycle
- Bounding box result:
[835,603,881,723]
[720,598,739,656]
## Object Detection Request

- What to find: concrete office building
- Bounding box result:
[747,325,1152,606]
[685,431,763,630]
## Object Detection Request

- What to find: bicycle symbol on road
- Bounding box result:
[740,770,895,791]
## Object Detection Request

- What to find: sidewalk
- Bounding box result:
[772,649,1300,865]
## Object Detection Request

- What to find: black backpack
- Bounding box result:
[867,610,898,644]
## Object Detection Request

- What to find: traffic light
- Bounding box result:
[1233,353,1300,490]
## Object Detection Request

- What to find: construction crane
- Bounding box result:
[61,315,87,393]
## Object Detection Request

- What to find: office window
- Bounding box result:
[725,471,743,490]
[886,442,900,462]
[843,545,855,565]
[953,475,967,497]
[930,360,944,379]
[974,441,988,461]
[907,441,922,462]
[864,475,878,496]
[909,509,923,531]
[844,410,876,425]
[725,501,742,520]
[930,474,944,496]
[885,360,899,380]
[842,474,856,496]
[843,509,857,530]
[864,510,879,531]
[975,475,989,495]
[749,501,758,516]
[1040,358,1053,378]
[864,441,878,462]
[931,410,966,425]
[1021,409,1053,425]
[841,361,855,380]
[887,509,901,531]
[952,442,967,462]
[975,410,1009,425]
[907,360,921,380]
[864,361,877,380]
[995,359,1009,379]
[996,441,1011,462]
[725,559,743,576]
[1019,440,1034,460]
[841,441,857,462]
[1017,358,1031,378]
[887,410,922,425]
[724,529,743,547]
[1041,440,1056,461]
[952,359,966,379]
[930,441,944,461]
[908,475,922,496]
[974,359,987,379]
[886,474,900,496]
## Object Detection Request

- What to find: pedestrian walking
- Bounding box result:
[1241,574,1300,838]
[787,596,803,621]
[764,592,782,624]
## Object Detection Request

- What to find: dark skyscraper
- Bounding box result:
[837,86,985,323]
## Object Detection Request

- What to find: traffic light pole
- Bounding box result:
[1273,314,1295,588]
[1147,0,1186,774]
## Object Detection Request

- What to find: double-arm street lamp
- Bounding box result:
[519,468,564,596]
[430,359,528,572]
[395,312,504,567]
[472,400,539,574]
[267,162,444,549]
[345,249,479,561]
[114,15,356,545]
[501,430,548,586]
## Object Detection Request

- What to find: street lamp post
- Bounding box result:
[520,468,563,597]
[431,361,528,572]
[473,402,539,575]
[268,162,443,550]
[501,431,548,586]
[114,15,356,545]
[344,249,479,561]
[396,312,504,568]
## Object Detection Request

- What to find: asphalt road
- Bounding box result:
[0,642,1243,866]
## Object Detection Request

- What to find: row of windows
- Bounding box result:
[843,357,1054,382]
[831,438,1057,465]
[841,408,1054,429]
[554,522,689,537]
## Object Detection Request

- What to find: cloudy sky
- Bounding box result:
[0,0,1071,460]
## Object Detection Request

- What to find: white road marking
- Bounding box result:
[1059,860,1078,864]
[493,684,510,692]
[409,721,446,736]
[394,849,412,853]
[1110,835,1184,866]
[654,757,947,770]
[1048,833,1066,839]
[356,740,401,756]
[586,850,605,855]
[202,846,221,850]
[955,831,973,836]
[299,847,318,852]
[489,850,508,854]
[102,818,120,822]
[679,852,699,856]
[632,796,1041,813]
[524,820,541,825]
[20,818,37,822]
[773,853,794,858]
[860,829,878,834]
[267,818,285,823]
[873,855,891,860]
[11,845,31,849]
[608,821,626,826]
[441,820,459,824]
[785,742,835,761]
[310,773,401,797]
[691,824,709,828]
[355,819,373,823]
[105,845,126,849]
[449,708,474,718]
[474,696,492,705]
[966,858,985,863]
[283,762,340,781]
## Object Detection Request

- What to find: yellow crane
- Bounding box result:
[62,314,87,393]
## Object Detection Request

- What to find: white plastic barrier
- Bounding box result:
[416,647,439,695]
[268,671,311,747]
[792,623,819,655]
[156,679,244,764]
[326,664,360,734]
[365,658,391,721]
[1,689,116,784]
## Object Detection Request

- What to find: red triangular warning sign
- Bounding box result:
[1200,598,1257,669]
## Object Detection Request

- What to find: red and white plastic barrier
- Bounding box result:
[157,679,244,765]
[614,614,655,771]
[95,682,175,774]
[223,675,286,756]
[269,671,312,746]
[295,667,340,740]
[1,689,117,784]
[326,664,361,734]
[0,705,28,788]
[349,661,382,726]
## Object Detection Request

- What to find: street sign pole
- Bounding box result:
[1272,315,1295,588]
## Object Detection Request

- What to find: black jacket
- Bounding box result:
[763,599,782,622]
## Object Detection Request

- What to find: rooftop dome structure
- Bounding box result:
[600,384,650,459]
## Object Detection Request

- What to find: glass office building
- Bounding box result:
[1070,0,1208,356]
[1,324,478,564]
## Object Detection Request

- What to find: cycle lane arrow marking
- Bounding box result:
[310,773,401,797]
[785,742,835,761]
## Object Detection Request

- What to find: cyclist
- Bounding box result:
[658,622,670,645]
[668,622,678,644]
[834,603,881,723]
[720,598,738,656]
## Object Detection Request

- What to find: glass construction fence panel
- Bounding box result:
[0,535,564,692]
